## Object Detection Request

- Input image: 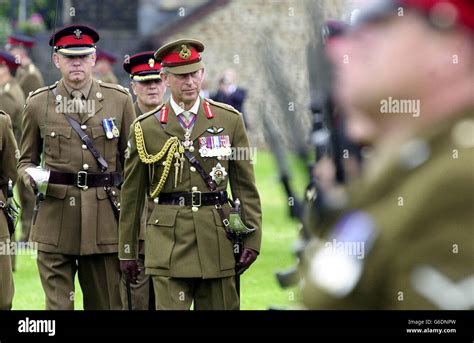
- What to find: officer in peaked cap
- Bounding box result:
[118,51,166,310]
[18,24,137,310]
[6,33,45,245]
[300,0,474,310]
[123,51,165,116]
[6,33,44,97]
[119,39,262,310]
[93,47,119,84]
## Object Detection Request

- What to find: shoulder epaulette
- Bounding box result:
[98,81,130,95]
[206,98,241,115]
[27,81,58,101]
[133,104,164,125]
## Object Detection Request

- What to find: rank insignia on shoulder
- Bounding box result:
[206,126,224,134]
[210,163,227,185]
[308,211,377,298]
[198,135,232,158]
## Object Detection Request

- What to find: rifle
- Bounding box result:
[262,110,302,219]
[275,20,350,289]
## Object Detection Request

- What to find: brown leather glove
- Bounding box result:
[236,247,258,275]
[120,260,140,284]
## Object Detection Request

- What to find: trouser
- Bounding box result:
[10,182,34,272]
[120,255,155,310]
[0,242,14,310]
[37,251,122,310]
[151,275,239,310]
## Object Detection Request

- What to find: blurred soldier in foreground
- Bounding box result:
[301,0,474,309]
[93,48,119,84]
[119,51,165,309]
[0,111,19,310]
[18,25,135,310]
[119,39,262,310]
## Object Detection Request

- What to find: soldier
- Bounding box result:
[119,39,262,310]
[124,51,166,116]
[300,0,474,310]
[0,51,25,143]
[5,34,42,245]
[93,48,119,84]
[6,33,44,98]
[0,111,19,310]
[18,24,136,310]
[119,51,165,310]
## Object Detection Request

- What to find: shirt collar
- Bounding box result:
[170,95,200,116]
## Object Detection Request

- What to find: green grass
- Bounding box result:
[12,150,308,310]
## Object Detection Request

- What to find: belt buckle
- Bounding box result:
[191,190,201,207]
[77,171,88,189]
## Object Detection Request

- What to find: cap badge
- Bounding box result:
[148,58,155,68]
[179,45,192,60]
[73,29,82,40]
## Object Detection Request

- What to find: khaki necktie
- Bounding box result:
[71,90,85,115]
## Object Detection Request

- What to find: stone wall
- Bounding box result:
[162,0,347,148]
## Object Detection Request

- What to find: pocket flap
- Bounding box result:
[91,126,106,138]
[96,187,109,200]
[46,184,68,199]
[46,126,72,138]
[147,207,178,227]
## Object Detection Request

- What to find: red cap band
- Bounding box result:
[130,62,162,75]
[7,37,34,48]
[55,34,95,47]
[161,47,200,66]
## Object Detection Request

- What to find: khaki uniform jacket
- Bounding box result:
[301,111,474,309]
[0,111,19,241]
[119,97,262,279]
[0,80,25,143]
[18,79,136,255]
[16,63,44,98]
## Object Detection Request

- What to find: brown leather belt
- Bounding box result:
[49,170,122,189]
[158,191,228,207]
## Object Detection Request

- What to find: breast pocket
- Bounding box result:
[91,126,117,167]
[145,206,178,270]
[45,126,72,164]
